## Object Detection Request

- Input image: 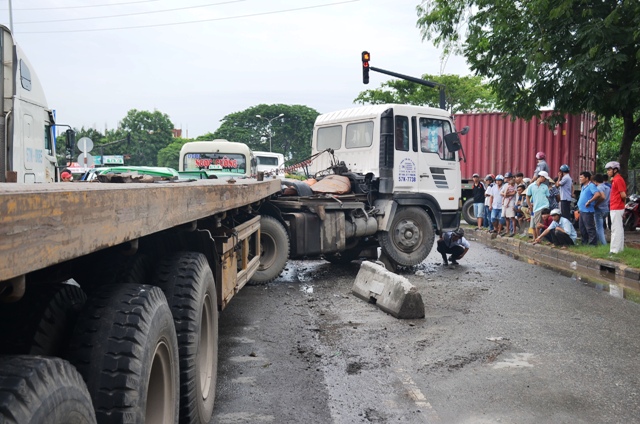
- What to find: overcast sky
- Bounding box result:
[4,0,469,138]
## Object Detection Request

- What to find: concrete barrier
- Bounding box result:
[352,261,425,319]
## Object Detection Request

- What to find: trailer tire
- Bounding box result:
[153,252,218,424]
[462,198,477,226]
[0,283,86,356]
[251,216,290,284]
[66,284,179,424]
[0,356,96,424]
[379,206,434,266]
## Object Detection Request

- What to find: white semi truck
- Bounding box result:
[258,103,466,270]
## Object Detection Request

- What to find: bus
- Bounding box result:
[179,140,256,178]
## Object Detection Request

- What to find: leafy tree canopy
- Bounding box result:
[353,73,497,114]
[417,0,640,178]
[157,138,190,169]
[118,109,175,166]
[203,104,319,165]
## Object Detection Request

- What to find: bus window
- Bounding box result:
[183,152,247,174]
[395,116,409,151]
[419,118,455,161]
[317,125,342,150]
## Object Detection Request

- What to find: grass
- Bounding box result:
[570,244,640,269]
[468,224,640,269]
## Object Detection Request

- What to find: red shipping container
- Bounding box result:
[454,111,597,181]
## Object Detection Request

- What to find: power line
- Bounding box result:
[19,0,361,34]
[2,0,163,11]
[16,0,247,24]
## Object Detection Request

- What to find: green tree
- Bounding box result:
[417,0,640,178]
[118,109,175,166]
[157,138,190,169]
[353,74,497,114]
[597,118,640,172]
[204,104,319,165]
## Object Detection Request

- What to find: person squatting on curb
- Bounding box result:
[533,208,577,247]
[437,228,470,266]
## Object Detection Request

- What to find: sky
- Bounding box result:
[3,0,470,139]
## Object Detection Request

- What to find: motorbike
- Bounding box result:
[623,193,640,231]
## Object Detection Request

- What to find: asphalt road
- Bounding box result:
[212,241,640,424]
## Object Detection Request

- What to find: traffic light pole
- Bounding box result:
[361,51,447,110]
[368,65,447,110]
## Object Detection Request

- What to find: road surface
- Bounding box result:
[213,241,640,423]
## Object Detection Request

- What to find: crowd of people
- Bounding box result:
[470,152,627,255]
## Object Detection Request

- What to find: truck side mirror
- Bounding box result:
[66,129,76,152]
[443,133,462,152]
[460,126,470,135]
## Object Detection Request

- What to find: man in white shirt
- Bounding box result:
[534,208,577,247]
[437,228,471,266]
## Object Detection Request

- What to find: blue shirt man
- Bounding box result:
[577,171,597,245]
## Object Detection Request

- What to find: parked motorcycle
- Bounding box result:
[623,193,640,231]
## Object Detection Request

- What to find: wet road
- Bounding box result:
[212,241,640,423]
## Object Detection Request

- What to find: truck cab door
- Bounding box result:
[416,117,460,211]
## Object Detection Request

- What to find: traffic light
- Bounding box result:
[362,51,370,84]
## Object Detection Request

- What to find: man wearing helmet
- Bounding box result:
[606,161,627,254]
[532,151,550,180]
[534,208,577,247]
[437,227,470,266]
[556,164,573,220]
[489,175,505,235]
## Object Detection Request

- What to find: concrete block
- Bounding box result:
[352,261,425,319]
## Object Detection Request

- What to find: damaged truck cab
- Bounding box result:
[263,104,464,269]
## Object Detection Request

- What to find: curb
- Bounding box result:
[468,227,640,295]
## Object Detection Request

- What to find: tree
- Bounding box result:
[597,118,640,172]
[204,104,319,165]
[118,109,175,166]
[353,74,497,114]
[417,0,640,179]
[157,138,190,169]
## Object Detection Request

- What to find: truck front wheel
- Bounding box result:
[66,284,179,424]
[379,207,435,266]
[154,252,218,424]
[251,216,290,284]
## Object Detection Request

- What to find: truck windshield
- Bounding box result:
[183,152,247,174]
[419,118,455,161]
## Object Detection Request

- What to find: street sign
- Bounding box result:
[77,137,93,153]
[77,152,95,168]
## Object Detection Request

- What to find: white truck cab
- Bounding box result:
[0,25,65,183]
[253,151,285,177]
[310,104,462,231]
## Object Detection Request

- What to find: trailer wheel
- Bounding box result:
[462,198,477,226]
[0,283,86,356]
[379,207,434,266]
[0,356,96,424]
[66,284,179,424]
[251,215,290,284]
[153,252,218,424]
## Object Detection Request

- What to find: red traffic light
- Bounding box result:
[362,51,370,84]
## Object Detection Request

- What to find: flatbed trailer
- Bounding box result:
[0,178,281,424]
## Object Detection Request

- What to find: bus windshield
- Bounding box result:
[182,152,248,174]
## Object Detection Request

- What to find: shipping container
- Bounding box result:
[455,111,597,180]
[456,111,597,225]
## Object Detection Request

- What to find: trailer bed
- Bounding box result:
[0,179,280,281]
